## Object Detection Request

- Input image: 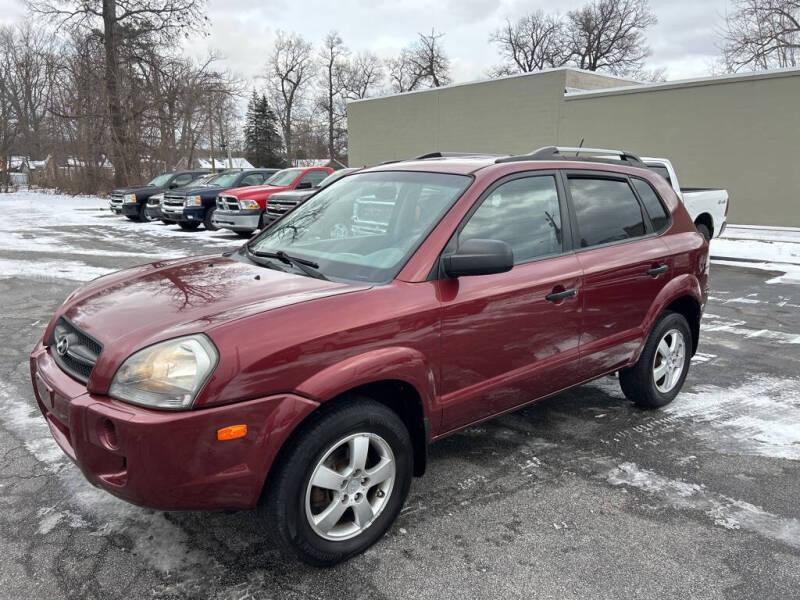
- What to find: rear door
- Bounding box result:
[438,171,583,431]
[562,171,672,377]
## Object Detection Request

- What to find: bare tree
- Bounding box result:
[266,31,315,163]
[26,0,207,185]
[721,0,800,71]
[489,11,570,76]
[566,0,657,75]
[344,51,383,100]
[387,29,451,93]
[316,31,349,160]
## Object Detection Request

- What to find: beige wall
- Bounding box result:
[347,68,800,226]
[559,71,800,226]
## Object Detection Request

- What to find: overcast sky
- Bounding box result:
[0,0,731,85]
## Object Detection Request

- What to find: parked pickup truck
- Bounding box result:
[263,168,360,226]
[642,157,729,240]
[213,166,333,236]
[32,145,708,565]
[145,173,218,223]
[160,168,278,231]
[109,170,210,222]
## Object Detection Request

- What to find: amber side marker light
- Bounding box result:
[217,424,247,441]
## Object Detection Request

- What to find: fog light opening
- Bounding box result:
[100,418,119,450]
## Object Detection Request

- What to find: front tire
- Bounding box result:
[236,230,254,238]
[262,398,413,566]
[204,207,219,231]
[619,311,691,409]
[178,222,200,231]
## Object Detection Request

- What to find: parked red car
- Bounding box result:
[212,166,333,236]
[30,147,708,565]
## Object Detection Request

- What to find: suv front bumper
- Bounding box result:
[212,209,261,232]
[162,206,205,224]
[29,341,318,510]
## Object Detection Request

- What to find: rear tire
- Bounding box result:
[696,223,712,241]
[619,311,691,409]
[262,398,413,566]
[178,222,200,231]
[204,207,219,231]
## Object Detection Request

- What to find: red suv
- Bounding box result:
[30,147,708,565]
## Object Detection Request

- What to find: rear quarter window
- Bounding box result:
[632,178,670,232]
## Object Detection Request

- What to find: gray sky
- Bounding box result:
[0,0,731,84]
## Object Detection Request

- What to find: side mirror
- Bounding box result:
[442,238,513,278]
[296,181,312,190]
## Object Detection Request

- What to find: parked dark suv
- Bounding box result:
[31,147,708,566]
[109,170,210,221]
[161,168,278,231]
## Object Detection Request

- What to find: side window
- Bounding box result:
[171,173,194,187]
[568,177,646,248]
[300,170,328,187]
[632,178,670,232]
[240,173,265,186]
[459,175,563,264]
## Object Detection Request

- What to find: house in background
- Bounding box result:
[292,158,347,169]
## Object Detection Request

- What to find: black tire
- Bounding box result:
[125,215,138,221]
[236,230,254,238]
[178,222,200,231]
[619,310,692,409]
[204,207,219,231]
[262,398,413,566]
[696,223,712,241]
[161,219,170,225]
[139,203,155,223]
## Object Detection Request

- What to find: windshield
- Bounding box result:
[147,173,173,187]
[247,171,472,284]
[319,168,357,189]
[265,168,303,187]
[205,172,241,188]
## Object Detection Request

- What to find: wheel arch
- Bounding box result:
[694,212,714,237]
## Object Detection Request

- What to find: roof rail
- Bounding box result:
[495,146,646,168]
[413,151,505,160]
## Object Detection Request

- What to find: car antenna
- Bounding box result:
[576,138,584,157]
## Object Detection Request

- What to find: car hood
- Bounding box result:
[52,254,367,373]
[112,185,158,196]
[223,184,291,200]
[269,189,316,202]
[164,185,229,198]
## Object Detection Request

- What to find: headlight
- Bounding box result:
[109,335,218,410]
[123,193,137,204]
[240,199,260,210]
[148,193,164,205]
[184,195,202,207]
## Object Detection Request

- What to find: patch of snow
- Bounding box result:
[664,376,800,460]
[712,260,800,285]
[608,462,800,548]
[711,238,800,265]
[701,315,800,344]
[0,258,114,282]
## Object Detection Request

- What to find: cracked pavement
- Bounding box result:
[1,193,799,599]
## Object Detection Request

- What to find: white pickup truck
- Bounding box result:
[642,157,729,240]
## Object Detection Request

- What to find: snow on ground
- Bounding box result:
[0,190,242,282]
[710,226,800,284]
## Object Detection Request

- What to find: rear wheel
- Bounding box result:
[696,223,712,241]
[619,311,691,409]
[262,398,413,566]
[178,222,200,231]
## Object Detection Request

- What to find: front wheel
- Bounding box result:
[619,311,691,409]
[178,222,200,231]
[204,207,219,231]
[262,398,413,566]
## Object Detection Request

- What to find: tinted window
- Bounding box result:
[301,170,329,187]
[646,164,671,185]
[568,178,646,248]
[171,173,194,187]
[460,176,562,263]
[632,178,669,232]
[240,173,266,186]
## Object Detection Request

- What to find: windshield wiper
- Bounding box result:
[249,249,328,280]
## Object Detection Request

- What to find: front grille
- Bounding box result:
[50,318,103,383]
[109,193,123,207]
[266,200,299,217]
[217,195,240,211]
[162,194,185,213]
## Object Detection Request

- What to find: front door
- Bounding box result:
[438,172,583,431]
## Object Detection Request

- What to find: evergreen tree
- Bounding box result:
[244,91,286,168]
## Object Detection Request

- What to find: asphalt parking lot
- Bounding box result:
[1,194,799,599]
